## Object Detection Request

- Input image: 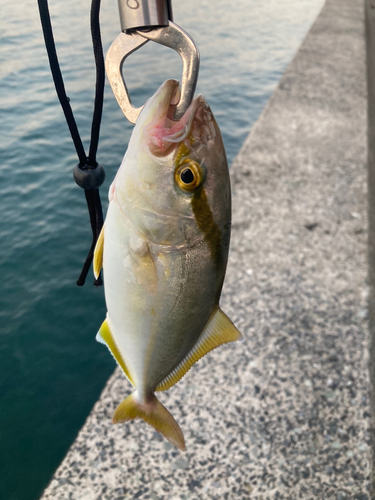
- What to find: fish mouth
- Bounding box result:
[142,79,209,156]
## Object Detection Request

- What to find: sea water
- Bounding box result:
[0,0,324,498]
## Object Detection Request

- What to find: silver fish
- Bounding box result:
[94,79,242,450]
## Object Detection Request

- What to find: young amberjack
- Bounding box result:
[94,79,242,450]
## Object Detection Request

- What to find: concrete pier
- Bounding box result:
[40,0,370,498]
[366,0,375,495]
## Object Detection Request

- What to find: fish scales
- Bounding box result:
[94,79,242,450]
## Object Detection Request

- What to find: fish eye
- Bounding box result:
[181,168,194,184]
[174,160,203,192]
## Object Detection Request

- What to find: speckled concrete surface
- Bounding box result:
[40,0,370,498]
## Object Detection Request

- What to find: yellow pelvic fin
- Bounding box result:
[113,393,186,451]
[93,224,105,279]
[96,318,134,386]
[156,307,243,392]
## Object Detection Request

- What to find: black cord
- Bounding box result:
[37,0,87,165]
[77,189,103,287]
[37,0,106,286]
[88,0,105,166]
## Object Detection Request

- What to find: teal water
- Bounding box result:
[0,0,324,498]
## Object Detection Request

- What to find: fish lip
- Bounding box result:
[144,80,207,154]
[146,79,180,125]
[163,94,207,143]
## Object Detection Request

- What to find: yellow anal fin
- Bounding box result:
[156,307,243,392]
[113,392,186,451]
[93,224,105,279]
[96,318,134,386]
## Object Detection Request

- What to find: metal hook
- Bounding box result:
[105,21,200,124]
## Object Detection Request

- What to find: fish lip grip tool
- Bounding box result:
[106,0,200,123]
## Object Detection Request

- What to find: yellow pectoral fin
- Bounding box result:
[113,392,186,451]
[93,224,105,279]
[96,318,134,386]
[156,307,243,392]
[129,243,157,295]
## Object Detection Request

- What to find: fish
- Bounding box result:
[93,79,242,451]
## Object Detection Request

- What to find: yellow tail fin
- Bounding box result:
[113,393,186,451]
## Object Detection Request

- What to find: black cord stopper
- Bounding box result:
[73,162,106,190]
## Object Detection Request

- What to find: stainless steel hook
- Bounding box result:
[105,21,200,124]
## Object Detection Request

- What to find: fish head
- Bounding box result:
[112,79,231,249]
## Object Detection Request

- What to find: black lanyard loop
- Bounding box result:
[37,0,106,286]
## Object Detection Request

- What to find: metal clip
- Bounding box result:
[105,21,200,124]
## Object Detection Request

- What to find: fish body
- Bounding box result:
[94,80,242,450]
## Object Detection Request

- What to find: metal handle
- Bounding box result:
[105,21,199,123]
[105,32,149,124]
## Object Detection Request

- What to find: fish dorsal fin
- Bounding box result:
[93,224,105,279]
[156,307,243,392]
[96,318,134,386]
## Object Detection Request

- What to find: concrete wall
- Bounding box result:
[366,0,375,495]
